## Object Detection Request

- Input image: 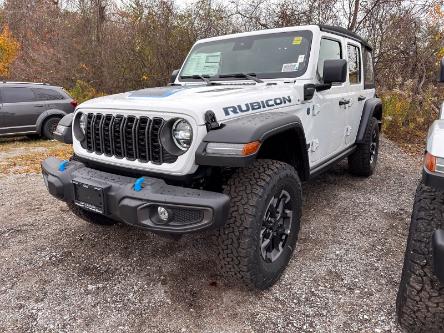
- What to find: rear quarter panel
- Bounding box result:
[46,100,75,113]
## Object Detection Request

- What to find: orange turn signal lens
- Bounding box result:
[424,152,437,172]
[205,141,261,156]
[242,141,261,156]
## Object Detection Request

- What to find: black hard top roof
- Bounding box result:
[319,25,372,50]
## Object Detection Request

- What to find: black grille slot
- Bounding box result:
[112,115,125,158]
[85,113,94,151]
[103,115,114,156]
[150,118,164,164]
[137,117,150,162]
[124,116,138,160]
[93,114,103,154]
[84,113,177,164]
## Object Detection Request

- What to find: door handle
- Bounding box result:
[339,98,350,106]
[358,96,366,101]
[34,104,44,107]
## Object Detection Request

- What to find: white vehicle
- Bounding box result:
[396,59,444,332]
[42,25,382,289]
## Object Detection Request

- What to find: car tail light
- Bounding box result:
[70,100,78,108]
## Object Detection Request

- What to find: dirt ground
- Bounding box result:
[0,138,421,332]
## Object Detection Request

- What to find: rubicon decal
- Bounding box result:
[223,96,292,116]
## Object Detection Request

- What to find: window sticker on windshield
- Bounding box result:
[282,63,299,72]
[292,37,303,45]
[182,52,221,76]
[298,55,305,63]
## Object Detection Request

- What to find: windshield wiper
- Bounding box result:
[218,73,264,83]
[179,74,214,85]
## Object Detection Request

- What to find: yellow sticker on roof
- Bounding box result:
[292,36,303,45]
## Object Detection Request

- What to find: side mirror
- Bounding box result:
[439,58,444,83]
[170,69,179,84]
[323,59,347,84]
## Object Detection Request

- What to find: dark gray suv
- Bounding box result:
[0,82,77,139]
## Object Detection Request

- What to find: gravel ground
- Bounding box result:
[0,138,421,333]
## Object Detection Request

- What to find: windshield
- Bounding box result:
[179,30,313,81]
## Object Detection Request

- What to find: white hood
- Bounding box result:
[77,82,303,125]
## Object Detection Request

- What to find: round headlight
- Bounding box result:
[172,119,193,150]
[79,113,87,135]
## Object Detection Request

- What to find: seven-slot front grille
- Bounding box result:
[84,113,178,164]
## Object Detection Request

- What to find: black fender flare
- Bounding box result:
[195,112,309,178]
[36,109,68,135]
[356,97,382,144]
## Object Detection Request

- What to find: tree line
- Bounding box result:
[0,0,443,143]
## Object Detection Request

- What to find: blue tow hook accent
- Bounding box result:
[133,177,145,192]
[58,160,69,172]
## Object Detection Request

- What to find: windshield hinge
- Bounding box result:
[204,110,221,131]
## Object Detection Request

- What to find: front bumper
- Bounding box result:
[423,167,444,192]
[433,230,444,283]
[41,157,230,234]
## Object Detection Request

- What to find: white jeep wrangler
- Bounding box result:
[42,25,382,289]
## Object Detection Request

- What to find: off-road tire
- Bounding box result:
[67,202,117,226]
[348,116,379,177]
[216,159,302,290]
[396,182,444,332]
[42,116,62,140]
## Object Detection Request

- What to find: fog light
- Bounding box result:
[158,206,170,221]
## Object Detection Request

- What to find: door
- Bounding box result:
[344,42,365,146]
[309,36,347,166]
[0,86,43,134]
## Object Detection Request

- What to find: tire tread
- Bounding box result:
[396,182,444,332]
[216,159,302,289]
[348,116,379,177]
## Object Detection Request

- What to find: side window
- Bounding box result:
[347,44,361,84]
[317,38,342,80]
[1,87,35,103]
[363,48,375,89]
[32,88,64,101]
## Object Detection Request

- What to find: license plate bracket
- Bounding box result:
[73,180,106,214]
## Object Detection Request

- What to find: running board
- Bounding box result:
[309,146,357,178]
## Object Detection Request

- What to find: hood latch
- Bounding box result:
[204,110,221,131]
